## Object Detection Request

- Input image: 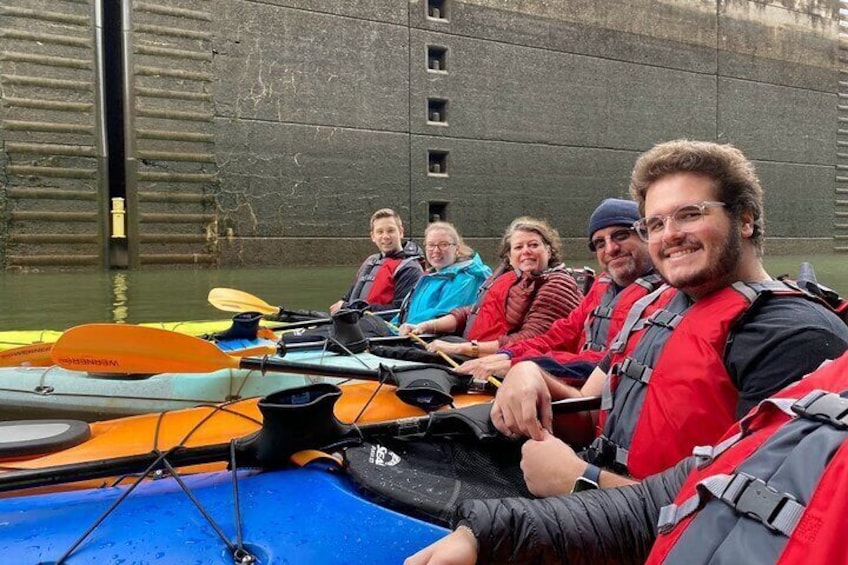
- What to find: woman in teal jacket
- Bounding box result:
[393,222,491,330]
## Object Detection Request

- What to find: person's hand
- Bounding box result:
[490,361,552,441]
[456,354,511,380]
[521,430,585,496]
[400,321,435,336]
[455,357,485,374]
[427,339,466,356]
[404,526,478,565]
[328,300,344,315]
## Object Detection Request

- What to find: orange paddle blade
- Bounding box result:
[207,288,280,316]
[51,324,243,374]
[0,342,54,367]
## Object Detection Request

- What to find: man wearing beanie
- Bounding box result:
[456,197,656,383]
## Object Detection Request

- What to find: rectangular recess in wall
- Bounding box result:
[428,150,449,176]
[429,201,449,223]
[426,0,448,20]
[427,98,448,125]
[427,45,447,72]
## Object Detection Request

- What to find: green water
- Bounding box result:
[0,266,354,331]
[1,255,846,331]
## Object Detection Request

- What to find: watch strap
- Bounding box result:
[582,463,601,484]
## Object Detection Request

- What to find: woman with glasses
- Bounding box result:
[393,222,492,329]
[404,217,583,360]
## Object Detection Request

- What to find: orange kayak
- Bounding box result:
[0,381,495,496]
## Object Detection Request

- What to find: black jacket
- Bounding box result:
[454,458,695,564]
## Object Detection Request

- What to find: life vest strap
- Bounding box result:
[658,472,805,537]
[586,435,629,471]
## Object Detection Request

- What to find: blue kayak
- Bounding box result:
[0,465,447,563]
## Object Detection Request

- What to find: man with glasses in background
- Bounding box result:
[487,139,848,498]
[455,198,659,384]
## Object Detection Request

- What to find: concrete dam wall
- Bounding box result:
[0,0,842,270]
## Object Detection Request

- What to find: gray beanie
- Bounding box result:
[587,198,640,249]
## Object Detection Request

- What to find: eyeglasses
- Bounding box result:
[425,242,456,251]
[634,201,725,242]
[590,228,635,252]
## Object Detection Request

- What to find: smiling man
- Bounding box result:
[329,208,425,314]
[488,140,848,496]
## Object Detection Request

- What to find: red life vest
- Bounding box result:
[647,352,848,565]
[578,274,625,353]
[364,256,402,306]
[348,253,419,307]
[594,281,810,479]
[566,273,663,363]
[465,270,517,341]
[509,273,664,366]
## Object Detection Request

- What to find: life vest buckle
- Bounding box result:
[617,357,653,385]
[723,473,800,535]
[791,390,848,430]
[585,436,629,473]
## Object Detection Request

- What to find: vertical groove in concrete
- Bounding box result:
[838,0,848,252]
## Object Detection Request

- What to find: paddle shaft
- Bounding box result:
[271,309,400,331]
[0,395,600,493]
[0,443,232,493]
[239,357,388,381]
[356,395,602,437]
[371,314,460,368]
[282,334,433,352]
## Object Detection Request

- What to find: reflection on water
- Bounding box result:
[1,255,846,331]
[112,272,129,324]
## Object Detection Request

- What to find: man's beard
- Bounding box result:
[669,225,742,296]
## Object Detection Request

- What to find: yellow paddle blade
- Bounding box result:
[52,324,243,374]
[0,342,54,367]
[207,287,280,316]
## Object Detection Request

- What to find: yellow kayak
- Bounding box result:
[0,319,279,350]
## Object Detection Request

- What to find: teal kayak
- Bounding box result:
[0,347,422,421]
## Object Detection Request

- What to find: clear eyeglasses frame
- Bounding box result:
[425,242,456,251]
[633,201,726,242]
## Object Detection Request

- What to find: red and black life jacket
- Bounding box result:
[518,272,664,367]
[647,352,848,564]
[581,273,663,354]
[347,242,423,306]
[591,280,813,479]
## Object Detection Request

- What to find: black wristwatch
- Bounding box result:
[571,463,601,493]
